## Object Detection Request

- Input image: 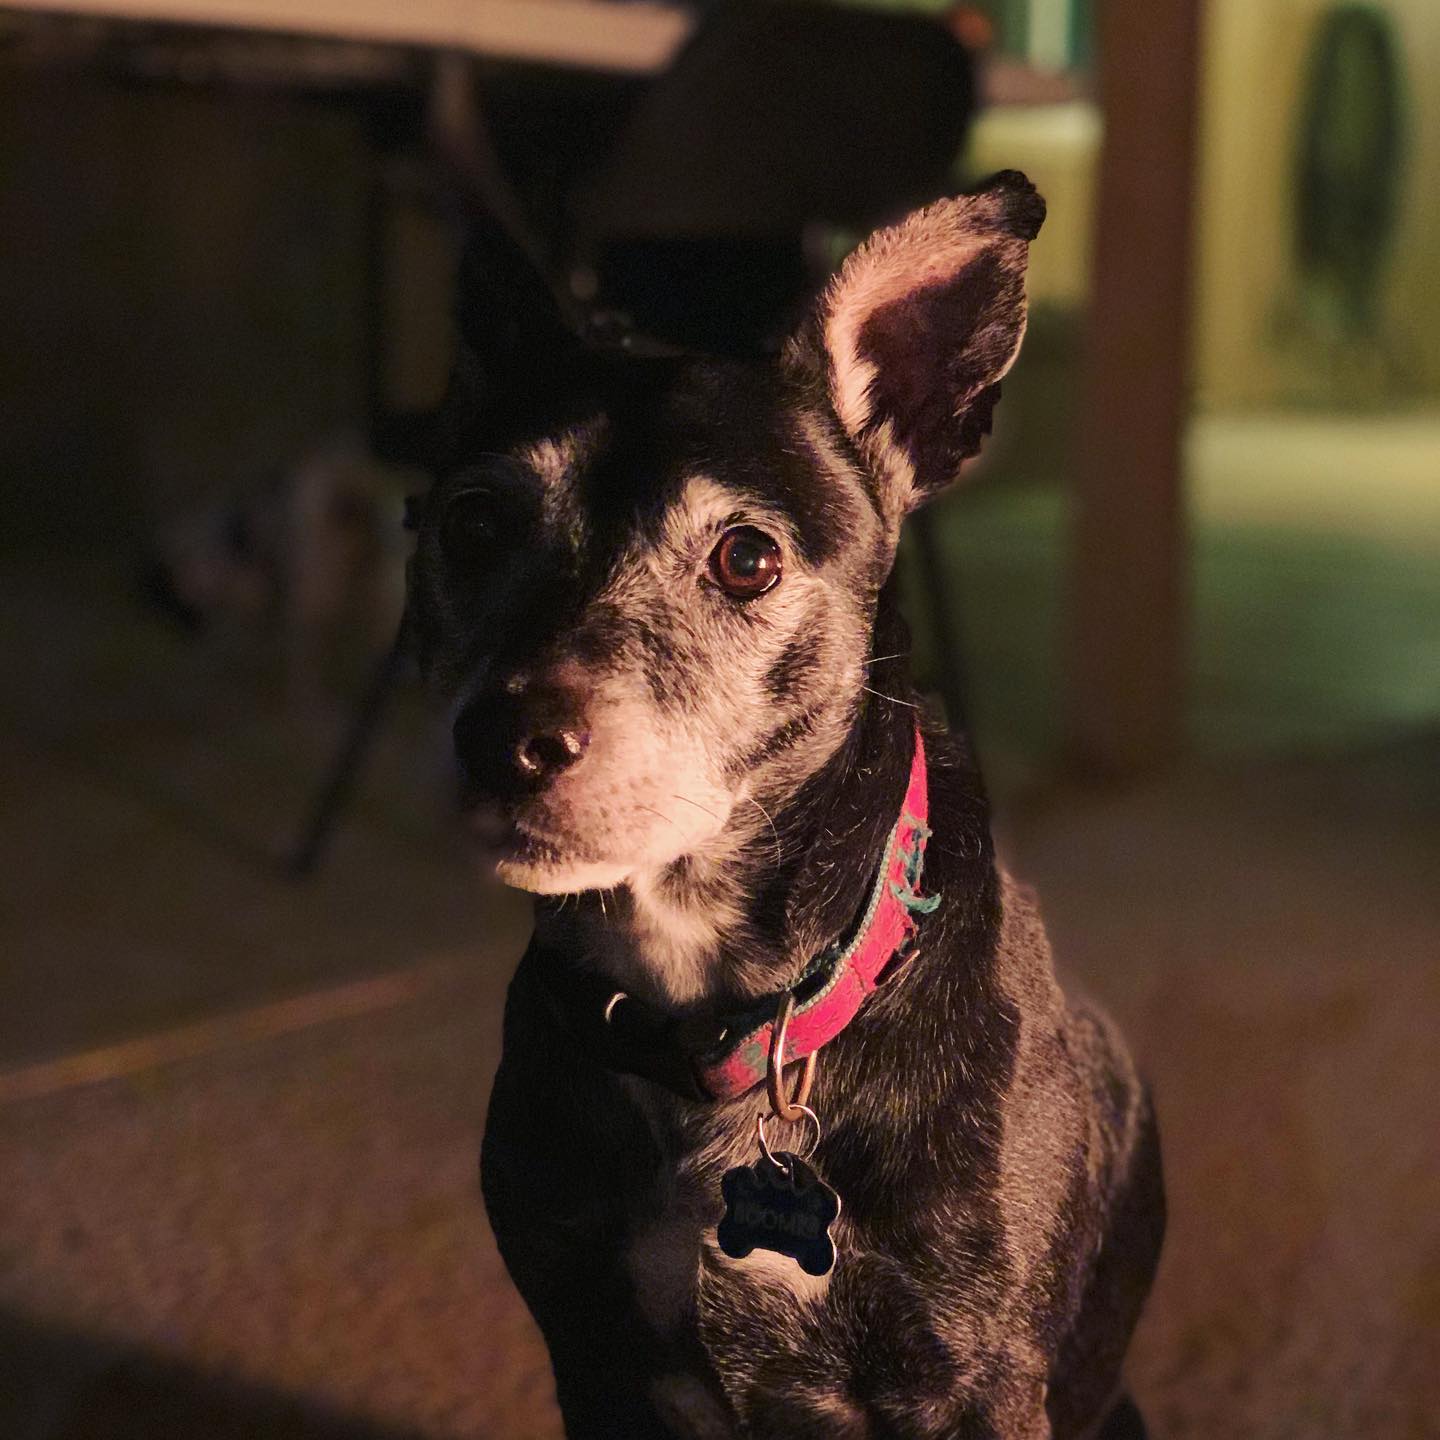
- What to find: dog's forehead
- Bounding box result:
[497,357,870,565]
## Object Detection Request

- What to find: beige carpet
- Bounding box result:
[1006,741,1440,1440]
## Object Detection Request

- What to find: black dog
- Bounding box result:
[409,172,1164,1439]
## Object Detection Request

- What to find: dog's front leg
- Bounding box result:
[482,1021,689,1439]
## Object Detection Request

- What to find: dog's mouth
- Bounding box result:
[464,803,566,862]
[462,801,636,895]
[455,739,736,894]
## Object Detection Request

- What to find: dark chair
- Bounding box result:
[578,0,977,354]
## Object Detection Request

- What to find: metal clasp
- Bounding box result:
[766,990,817,1123]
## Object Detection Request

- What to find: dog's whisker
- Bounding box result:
[670,793,721,823]
[638,803,686,839]
[861,684,917,708]
[747,795,784,869]
[860,651,911,668]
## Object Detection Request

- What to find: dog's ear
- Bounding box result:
[437,221,582,465]
[454,220,577,388]
[791,171,1044,515]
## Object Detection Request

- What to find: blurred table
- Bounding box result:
[1,0,694,73]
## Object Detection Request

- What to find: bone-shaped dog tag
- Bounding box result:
[717,1153,840,1277]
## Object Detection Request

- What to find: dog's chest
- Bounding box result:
[626,1190,834,1440]
[624,1120,862,1440]
[621,1083,835,1338]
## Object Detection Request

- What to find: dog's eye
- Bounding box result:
[710,527,782,599]
[440,491,501,565]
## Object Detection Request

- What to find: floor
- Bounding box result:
[1,530,1437,1439]
[1007,742,1440,1440]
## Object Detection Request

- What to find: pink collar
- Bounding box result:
[698,726,937,1100]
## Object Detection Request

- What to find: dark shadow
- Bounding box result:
[0,1309,428,1440]
[1095,1394,1150,1440]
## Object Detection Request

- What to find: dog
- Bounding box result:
[408,171,1164,1439]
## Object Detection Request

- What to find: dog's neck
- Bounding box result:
[532,608,922,1015]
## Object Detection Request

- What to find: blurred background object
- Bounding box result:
[1290,3,1407,395]
[575,0,975,351]
[1,0,1437,1437]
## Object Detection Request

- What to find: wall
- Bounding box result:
[1193,0,1440,409]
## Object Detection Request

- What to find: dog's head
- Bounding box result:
[411,173,1043,894]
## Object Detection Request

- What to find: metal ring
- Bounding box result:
[756,1105,821,1170]
[602,991,628,1024]
[766,990,817,1123]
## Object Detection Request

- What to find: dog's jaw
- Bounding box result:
[522,802,761,1008]
[469,789,741,906]
[469,811,677,898]
[521,683,901,1013]
[497,853,636,896]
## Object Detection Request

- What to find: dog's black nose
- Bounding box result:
[453,691,591,796]
[513,725,589,781]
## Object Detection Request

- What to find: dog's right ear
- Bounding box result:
[432,223,579,471]
[453,221,578,394]
[787,171,1044,522]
